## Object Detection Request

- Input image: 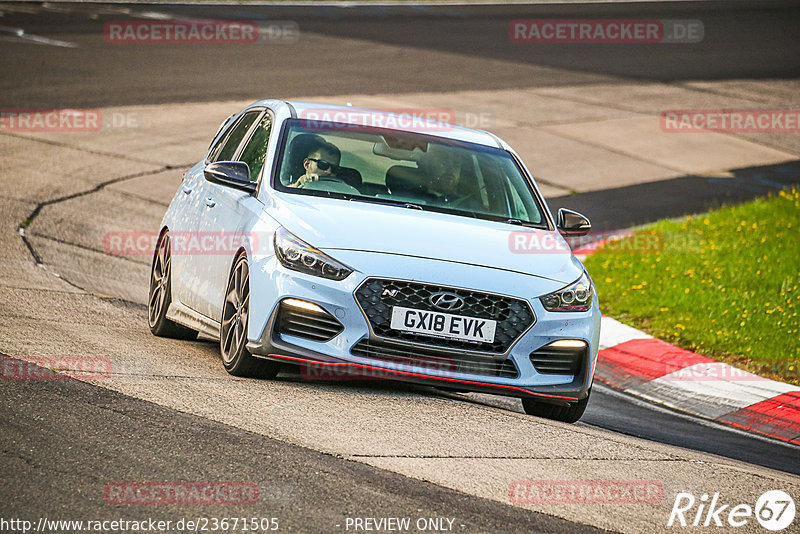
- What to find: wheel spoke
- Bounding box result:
[231,320,242,356]
[158,285,166,313]
[236,326,246,354]
[159,239,168,269]
[149,234,171,327]
[234,263,242,295]
[238,264,249,350]
[240,266,249,292]
[225,287,238,308]
[148,289,160,324]
[149,284,160,310]
[222,319,237,355]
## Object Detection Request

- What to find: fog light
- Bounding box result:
[282,298,325,313]
[549,339,587,349]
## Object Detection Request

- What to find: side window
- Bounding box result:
[209,111,261,163]
[239,114,273,182]
[207,114,235,154]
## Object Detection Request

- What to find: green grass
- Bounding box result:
[584,188,800,384]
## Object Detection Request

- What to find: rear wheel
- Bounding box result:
[522,389,591,423]
[148,231,198,340]
[220,254,281,378]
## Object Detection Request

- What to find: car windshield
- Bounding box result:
[272,119,548,227]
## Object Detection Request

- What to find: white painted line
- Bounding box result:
[0,26,78,48]
[598,316,651,350]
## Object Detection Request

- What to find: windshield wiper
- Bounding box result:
[503,218,545,228]
[348,196,425,211]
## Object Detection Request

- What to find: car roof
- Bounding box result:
[250,100,503,149]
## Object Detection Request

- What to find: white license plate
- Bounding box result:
[389,306,496,343]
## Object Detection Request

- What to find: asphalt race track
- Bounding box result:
[1,2,799,533]
[1,1,799,108]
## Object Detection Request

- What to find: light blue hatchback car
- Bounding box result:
[148,100,600,422]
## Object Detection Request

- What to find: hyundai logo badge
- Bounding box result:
[429,292,465,311]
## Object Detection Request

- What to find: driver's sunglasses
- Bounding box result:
[307,158,340,172]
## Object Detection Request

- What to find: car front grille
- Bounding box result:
[529,345,585,375]
[354,278,535,354]
[351,338,519,378]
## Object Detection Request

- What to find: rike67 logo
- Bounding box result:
[668,490,796,531]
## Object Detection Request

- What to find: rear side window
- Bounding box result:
[239,114,273,181]
[209,111,261,163]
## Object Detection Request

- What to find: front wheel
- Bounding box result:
[522,389,591,423]
[148,231,198,340]
[219,254,280,379]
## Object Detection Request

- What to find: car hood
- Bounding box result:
[269,193,584,285]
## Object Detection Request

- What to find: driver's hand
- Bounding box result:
[289,173,319,188]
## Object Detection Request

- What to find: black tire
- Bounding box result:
[522,389,591,423]
[148,231,199,340]
[219,254,281,379]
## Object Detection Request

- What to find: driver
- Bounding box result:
[418,149,464,202]
[416,148,484,211]
[288,140,341,188]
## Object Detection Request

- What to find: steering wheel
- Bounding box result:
[446,185,488,209]
[297,175,346,188]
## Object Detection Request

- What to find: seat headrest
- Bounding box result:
[337,167,362,187]
[385,165,427,195]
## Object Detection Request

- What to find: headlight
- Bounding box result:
[540,272,593,312]
[274,227,353,281]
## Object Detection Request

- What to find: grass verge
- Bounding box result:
[584,188,800,385]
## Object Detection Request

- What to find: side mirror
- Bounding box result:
[557,208,591,237]
[204,161,257,194]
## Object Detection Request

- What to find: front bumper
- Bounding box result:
[246,250,599,403]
